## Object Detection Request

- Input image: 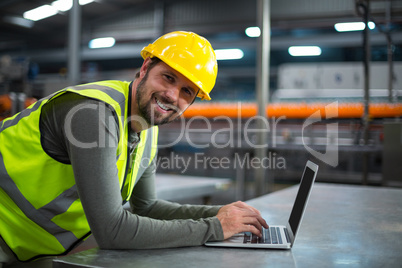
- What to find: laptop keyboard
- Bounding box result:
[243,227,290,244]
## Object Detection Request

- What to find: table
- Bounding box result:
[154,174,231,203]
[51,183,402,268]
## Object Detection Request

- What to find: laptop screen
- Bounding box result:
[288,165,316,235]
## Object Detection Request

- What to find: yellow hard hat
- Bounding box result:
[141,31,218,101]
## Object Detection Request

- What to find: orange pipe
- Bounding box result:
[183,102,402,119]
[0,94,12,113]
[0,96,37,122]
[25,97,37,109]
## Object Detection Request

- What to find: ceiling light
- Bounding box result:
[23,5,58,21]
[334,22,375,32]
[79,0,96,5]
[52,0,73,12]
[3,16,34,28]
[52,0,95,12]
[215,49,244,60]
[245,27,261,38]
[89,37,116,49]
[288,46,321,56]
[23,0,96,22]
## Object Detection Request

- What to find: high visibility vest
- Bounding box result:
[0,80,158,261]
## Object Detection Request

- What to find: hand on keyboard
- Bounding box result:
[216,201,269,240]
[243,227,285,244]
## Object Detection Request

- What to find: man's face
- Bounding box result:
[135,60,198,127]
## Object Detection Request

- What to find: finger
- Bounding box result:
[234,207,268,228]
[236,203,268,228]
[243,217,263,233]
[242,213,269,231]
[240,208,268,227]
[245,224,263,237]
[258,217,269,229]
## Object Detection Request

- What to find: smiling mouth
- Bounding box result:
[155,97,173,112]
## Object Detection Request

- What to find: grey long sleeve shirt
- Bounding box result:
[38,91,224,250]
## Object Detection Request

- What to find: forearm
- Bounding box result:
[97,211,223,249]
[129,164,222,220]
[140,199,221,220]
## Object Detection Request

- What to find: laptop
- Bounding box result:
[205,160,319,249]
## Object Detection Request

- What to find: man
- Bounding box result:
[0,31,267,264]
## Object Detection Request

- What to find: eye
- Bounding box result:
[182,87,194,97]
[163,74,174,82]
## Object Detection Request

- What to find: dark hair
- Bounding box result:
[135,57,162,78]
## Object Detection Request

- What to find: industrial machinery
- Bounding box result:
[156,62,402,197]
[0,55,37,121]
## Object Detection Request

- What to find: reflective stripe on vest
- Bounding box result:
[68,83,126,127]
[122,126,159,201]
[0,81,158,261]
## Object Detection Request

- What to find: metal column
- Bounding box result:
[385,0,395,103]
[356,0,371,185]
[68,0,81,85]
[254,0,271,196]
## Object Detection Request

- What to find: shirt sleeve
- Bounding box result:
[40,92,224,250]
[130,160,222,221]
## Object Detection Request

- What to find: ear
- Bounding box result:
[139,57,152,79]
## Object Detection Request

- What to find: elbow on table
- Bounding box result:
[91,212,137,250]
[94,232,125,250]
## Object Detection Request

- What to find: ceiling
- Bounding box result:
[0,0,401,89]
[0,0,149,51]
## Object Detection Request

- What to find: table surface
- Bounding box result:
[52,183,402,268]
[121,174,231,210]
[155,174,231,201]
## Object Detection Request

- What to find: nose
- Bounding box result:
[164,85,180,103]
